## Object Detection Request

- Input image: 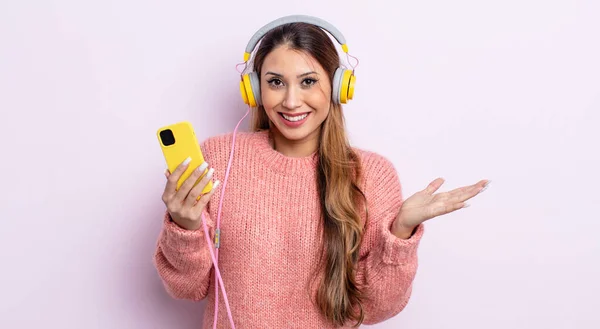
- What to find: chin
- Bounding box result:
[278,127,317,142]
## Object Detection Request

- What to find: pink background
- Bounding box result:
[1,0,599,328]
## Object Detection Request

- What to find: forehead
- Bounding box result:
[261,46,325,74]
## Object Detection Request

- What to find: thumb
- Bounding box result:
[164,169,171,178]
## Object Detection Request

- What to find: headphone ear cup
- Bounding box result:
[240,72,261,107]
[348,73,356,100]
[240,74,253,106]
[339,69,355,104]
[240,75,250,105]
[249,72,261,106]
[332,67,344,104]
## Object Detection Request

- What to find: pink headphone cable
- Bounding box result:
[199,48,358,327]
[199,105,251,329]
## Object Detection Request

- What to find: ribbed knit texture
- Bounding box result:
[153,129,424,328]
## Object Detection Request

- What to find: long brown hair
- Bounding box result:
[250,22,368,327]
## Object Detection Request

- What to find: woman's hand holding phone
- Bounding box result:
[161,157,220,230]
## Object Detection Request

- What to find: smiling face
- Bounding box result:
[259,45,332,151]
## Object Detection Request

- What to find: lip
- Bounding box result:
[278,111,310,117]
[278,112,310,128]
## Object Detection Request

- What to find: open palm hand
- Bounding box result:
[393,178,490,234]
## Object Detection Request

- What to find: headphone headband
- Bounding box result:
[243,15,348,61]
[239,15,356,106]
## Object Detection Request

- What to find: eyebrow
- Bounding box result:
[265,71,318,78]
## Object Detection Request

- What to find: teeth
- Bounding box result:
[282,113,308,122]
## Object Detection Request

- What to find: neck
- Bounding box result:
[270,128,320,158]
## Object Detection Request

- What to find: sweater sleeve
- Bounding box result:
[152,139,217,301]
[355,153,424,325]
[153,209,215,301]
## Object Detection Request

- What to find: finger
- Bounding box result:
[424,178,445,195]
[460,179,491,201]
[478,180,491,193]
[192,180,221,213]
[448,185,481,204]
[447,184,476,198]
[183,167,215,208]
[164,157,192,197]
[446,179,490,201]
[173,162,210,204]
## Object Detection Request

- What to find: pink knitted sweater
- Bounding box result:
[153,129,424,328]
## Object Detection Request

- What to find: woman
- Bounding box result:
[154,19,489,328]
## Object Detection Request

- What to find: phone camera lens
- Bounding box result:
[160,129,175,146]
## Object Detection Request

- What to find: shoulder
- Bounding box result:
[352,147,400,183]
[352,147,403,208]
[199,130,265,162]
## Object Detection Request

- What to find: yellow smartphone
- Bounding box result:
[157,121,213,196]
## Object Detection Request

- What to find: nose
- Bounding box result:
[282,86,302,110]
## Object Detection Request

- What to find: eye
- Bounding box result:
[302,78,318,87]
[267,78,284,88]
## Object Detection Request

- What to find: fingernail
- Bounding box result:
[164,169,169,176]
[182,157,191,165]
[463,203,471,208]
[478,181,490,193]
[206,168,214,179]
[197,162,208,172]
[212,180,221,189]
